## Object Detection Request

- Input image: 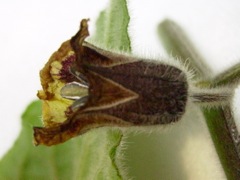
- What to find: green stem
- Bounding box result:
[158,19,240,179]
[203,107,240,179]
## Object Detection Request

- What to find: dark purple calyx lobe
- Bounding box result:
[87,61,188,125]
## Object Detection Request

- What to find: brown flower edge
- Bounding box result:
[34,19,188,146]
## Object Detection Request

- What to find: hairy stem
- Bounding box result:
[158,19,240,179]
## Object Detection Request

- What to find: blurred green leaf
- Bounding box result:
[158,19,211,79]
[0,101,122,180]
[213,62,240,87]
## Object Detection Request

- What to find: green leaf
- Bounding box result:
[92,0,131,52]
[0,101,122,180]
[213,62,240,87]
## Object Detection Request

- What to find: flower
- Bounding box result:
[34,19,188,146]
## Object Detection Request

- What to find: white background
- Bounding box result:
[0,0,240,160]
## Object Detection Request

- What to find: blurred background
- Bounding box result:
[0,0,240,178]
